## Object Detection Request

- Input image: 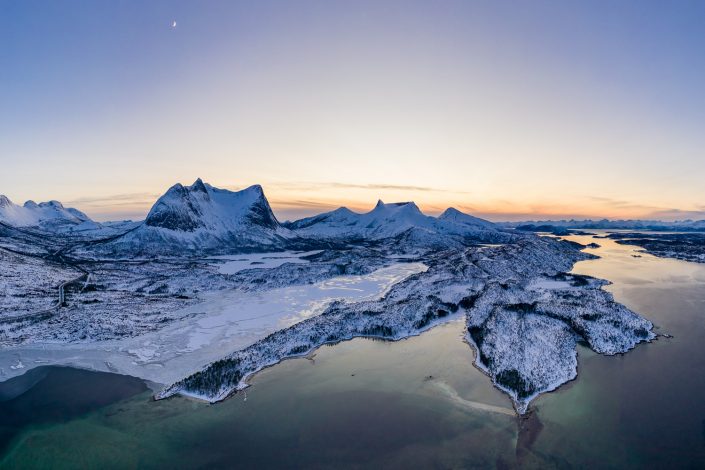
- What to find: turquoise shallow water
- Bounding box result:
[1,233,704,468]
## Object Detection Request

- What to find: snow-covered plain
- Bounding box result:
[0,263,424,385]
[211,250,322,274]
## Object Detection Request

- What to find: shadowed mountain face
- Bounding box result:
[145,184,204,231]
[243,190,281,231]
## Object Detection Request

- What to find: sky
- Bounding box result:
[1,0,704,222]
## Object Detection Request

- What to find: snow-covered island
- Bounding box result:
[605,232,705,264]
[0,179,655,413]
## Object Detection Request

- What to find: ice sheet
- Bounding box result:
[211,250,322,275]
[0,263,425,385]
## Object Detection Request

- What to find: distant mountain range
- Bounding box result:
[2,180,703,256]
[0,179,511,256]
[283,199,499,243]
[501,219,705,233]
[108,179,512,255]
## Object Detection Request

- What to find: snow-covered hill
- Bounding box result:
[96,179,298,256]
[285,200,513,247]
[286,200,426,239]
[438,207,496,229]
[0,194,100,232]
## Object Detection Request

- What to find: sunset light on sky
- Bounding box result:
[2,0,704,222]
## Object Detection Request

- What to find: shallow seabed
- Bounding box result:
[2,233,705,468]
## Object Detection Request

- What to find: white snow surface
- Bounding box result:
[437,207,496,229]
[0,263,424,385]
[287,200,504,244]
[0,195,96,231]
[212,250,322,275]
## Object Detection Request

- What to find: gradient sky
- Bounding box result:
[2,0,704,222]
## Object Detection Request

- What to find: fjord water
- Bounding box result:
[2,234,705,468]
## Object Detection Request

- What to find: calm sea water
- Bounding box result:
[1,233,704,468]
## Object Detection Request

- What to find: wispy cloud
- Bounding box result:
[64,192,160,222]
[66,192,160,206]
[325,182,462,193]
[585,196,657,211]
[266,181,471,194]
[268,199,340,210]
[646,208,705,220]
[584,196,705,220]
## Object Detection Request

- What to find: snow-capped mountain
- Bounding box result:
[285,200,512,247]
[97,179,297,256]
[438,207,496,229]
[286,200,428,239]
[144,178,281,233]
[0,194,99,232]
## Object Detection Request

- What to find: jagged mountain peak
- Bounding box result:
[0,195,11,208]
[365,200,426,223]
[369,200,423,216]
[190,178,208,193]
[245,183,264,193]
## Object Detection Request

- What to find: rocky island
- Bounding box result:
[606,232,705,264]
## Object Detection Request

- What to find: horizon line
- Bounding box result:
[3,179,704,224]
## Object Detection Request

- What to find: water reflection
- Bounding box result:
[0,367,146,455]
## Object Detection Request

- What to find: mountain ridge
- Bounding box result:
[0,194,98,232]
[284,198,513,247]
[4,180,519,255]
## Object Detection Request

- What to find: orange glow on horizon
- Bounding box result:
[60,180,705,223]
